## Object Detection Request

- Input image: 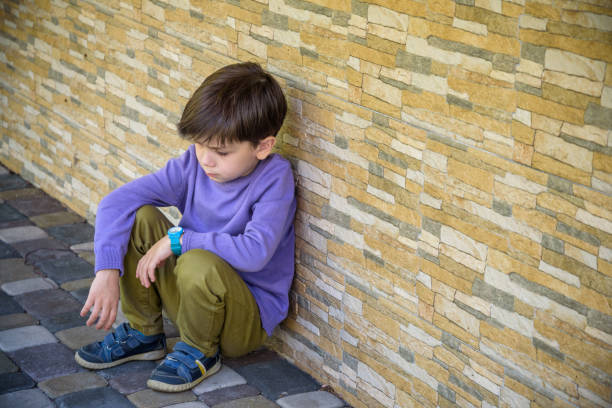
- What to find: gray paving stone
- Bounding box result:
[0,241,20,259]
[0,166,8,176]
[25,247,76,264]
[213,395,279,408]
[40,310,88,333]
[78,251,96,265]
[7,193,66,217]
[0,225,48,244]
[224,348,280,370]
[0,218,32,230]
[98,360,158,380]
[167,403,210,408]
[198,384,260,406]
[30,211,84,229]
[109,369,152,394]
[56,325,109,350]
[0,351,16,374]
[38,371,108,399]
[0,325,57,352]
[0,371,36,394]
[8,342,82,382]
[127,389,197,408]
[0,258,39,283]
[13,237,69,257]
[193,365,247,394]
[47,222,95,246]
[70,286,90,304]
[36,255,94,284]
[234,359,319,401]
[0,388,54,407]
[0,291,24,315]
[14,289,83,320]
[0,203,26,224]
[0,313,39,331]
[55,387,135,408]
[0,175,31,192]
[1,277,57,295]
[71,241,94,252]
[276,391,345,408]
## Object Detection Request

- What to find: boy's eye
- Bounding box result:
[217,151,229,156]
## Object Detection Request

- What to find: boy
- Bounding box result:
[75,62,296,392]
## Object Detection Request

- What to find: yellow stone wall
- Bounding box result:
[1,1,611,407]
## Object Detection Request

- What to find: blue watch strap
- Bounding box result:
[168,226,183,256]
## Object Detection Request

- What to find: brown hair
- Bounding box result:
[177,62,287,146]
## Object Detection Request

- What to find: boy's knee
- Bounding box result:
[175,249,227,290]
[134,205,158,223]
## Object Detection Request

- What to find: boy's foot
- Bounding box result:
[75,322,166,369]
[147,341,221,392]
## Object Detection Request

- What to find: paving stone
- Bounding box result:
[78,251,96,265]
[213,395,279,408]
[13,237,69,258]
[0,175,31,192]
[25,247,76,264]
[14,289,82,320]
[198,384,260,406]
[70,241,94,252]
[223,348,280,370]
[8,342,82,382]
[38,371,108,399]
[0,325,57,352]
[0,371,36,394]
[39,310,88,333]
[36,255,94,284]
[0,291,24,315]
[1,277,57,296]
[0,166,8,176]
[97,360,158,380]
[167,403,210,408]
[0,187,39,201]
[56,325,110,350]
[109,369,151,394]
[193,365,247,394]
[0,218,32,230]
[276,391,345,408]
[7,193,66,217]
[0,351,16,374]
[0,258,39,283]
[0,388,54,407]
[47,223,95,246]
[0,225,48,244]
[127,389,197,408]
[70,286,90,304]
[30,211,84,228]
[61,277,94,292]
[0,241,20,259]
[0,203,26,224]
[0,313,39,331]
[55,386,135,408]
[234,359,319,401]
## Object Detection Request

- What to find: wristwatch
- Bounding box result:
[168,226,184,256]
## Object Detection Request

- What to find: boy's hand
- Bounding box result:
[136,235,172,288]
[80,269,120,331]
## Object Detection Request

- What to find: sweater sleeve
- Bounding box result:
[93,149,191,274]
[181,161,295,273]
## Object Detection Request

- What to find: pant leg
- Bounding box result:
[158,249,268,358]
[120,205,174,336]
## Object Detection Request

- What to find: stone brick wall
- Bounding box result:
[1,1,611,407]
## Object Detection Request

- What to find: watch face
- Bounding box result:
[169,226,182,234]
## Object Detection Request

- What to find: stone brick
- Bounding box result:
[55,387,134,408]
[0,389,53,408]
[38,372,107,399]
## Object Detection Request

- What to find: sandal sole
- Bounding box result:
[146,360,222,392]
[75,349,167,370]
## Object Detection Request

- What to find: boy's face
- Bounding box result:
[194,137,275,183]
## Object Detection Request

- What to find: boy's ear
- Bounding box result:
[255,136,276,160]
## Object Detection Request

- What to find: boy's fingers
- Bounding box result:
[80,297,93,317]
[86,304,101,327]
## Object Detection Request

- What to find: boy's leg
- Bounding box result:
[147,249,267,392]
[120,205,175,336]
[158,249,268,357]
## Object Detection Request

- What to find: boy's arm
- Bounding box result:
[94,149,191,274]
[182,164,296,272]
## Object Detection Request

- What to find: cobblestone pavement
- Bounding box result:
[0,165,347,408]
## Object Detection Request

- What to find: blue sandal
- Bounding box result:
[147,341,221,392]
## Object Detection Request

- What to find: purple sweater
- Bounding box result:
[94,145,296,335]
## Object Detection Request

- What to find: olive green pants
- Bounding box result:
[120,205,267,357]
